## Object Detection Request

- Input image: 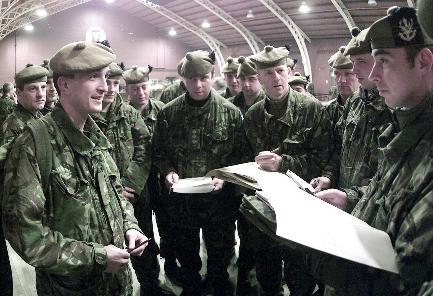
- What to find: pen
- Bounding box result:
[286,170,315,196]
[126,238,152,253]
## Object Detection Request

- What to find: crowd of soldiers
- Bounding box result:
[0,3,433,296]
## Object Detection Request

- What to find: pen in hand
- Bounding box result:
[126,238,151,253]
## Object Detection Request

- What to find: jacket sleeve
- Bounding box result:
[152,110,177,178]
[1,131,107,276]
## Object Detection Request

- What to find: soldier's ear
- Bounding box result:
[57,76,71,95]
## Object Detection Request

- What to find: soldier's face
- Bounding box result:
[258,65,290,100]
[184,73,213,101]
[370,47,428,109]
[104,78,120,104]
[290,84,306,94]
[63,67,109,114]
[127,81,150,107]
[350,53,376,90]
[240,74,261,97]
[46,78,58,103]
[224,73,241,95]
[17,81,46,113]
[333,68,358,99]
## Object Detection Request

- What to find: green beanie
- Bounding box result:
[123,66,152,84]
[344,27,371,56]
[221,57,240,74]
[177,50,215,78]
[250,45,293,70]
[237,56,258,77]
[15,64,49,89]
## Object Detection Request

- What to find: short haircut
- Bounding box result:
[405,45,425,68]
[53,72,74,95]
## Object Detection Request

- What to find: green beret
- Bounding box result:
[108,62,123,79]
[417,0,433,39]
[15,64,49,88]
[366,6,428,50]
[250,45,292,70]
[288,72,308,86]
[177,50,215,78]
[344,27,371,56]
[40,59,53,78]
[221,57,240,74]
[329,47,353,69]
[122,66,152,84]
[237,56,258,77]
[50,41,116,75]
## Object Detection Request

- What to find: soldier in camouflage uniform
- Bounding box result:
[2,41,148,296]
[1,64,48,146]
[152,50,246,295]
[159,60,187,104]
[303,7,433,295]
[0,83,16,128]
[40,60,58,115]
[242,45,332,296]
[121,66,172,295]
[221,57,241,99]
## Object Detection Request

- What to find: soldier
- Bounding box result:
[242,45,332,296]
[121,65,172,295]
[152,50,246,295]
[288,72,309,94]
[159,60,187,105]
[41,60,58,115]
[1,64,48,146]
[303,6,433,295]
[221,56,241,99]
[325,47,359,138]
[2,41,148,295]
[0,83,16,127]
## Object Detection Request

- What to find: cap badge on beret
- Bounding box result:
[398,18,416,42]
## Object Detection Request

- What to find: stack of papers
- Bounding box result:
[171,177,215,194]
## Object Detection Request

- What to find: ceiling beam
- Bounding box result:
[330,0,356,30]
[134,0,226,73]
[257,0,313,79]
[192,0,264,54]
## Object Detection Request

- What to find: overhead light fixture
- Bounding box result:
[24,24,34,31]
[367,0,377,6]
[246,9,254,19]
[35,8,47,18]
[168,27,176,36]
[299,2,311,13]
[105,0,115,3]
[201,20,210,29]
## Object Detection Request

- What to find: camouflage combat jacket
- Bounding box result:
[325,94,347,140]
[140,98,165,136]
[337,87,392,210]
[92,94,152,195]
[244,89,332,181]
[2,106,141,295]
[228,89,267,115]
[0,96,15,127]
[1,103,43,145]
[159,81,186,104]
[41,104,54,115]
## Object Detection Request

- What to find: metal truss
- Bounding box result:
[330,0,356,30]
[1,0,20,19]
[192,0,264,54]
[257,0,313,79]
[135,0,226,73]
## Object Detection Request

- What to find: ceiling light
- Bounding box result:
[105,0,115,3]
[201,20,210,29]
[35,8,47,18]
[168,27,176,36]
[299,2,311,13]
[367,0,377,6]
[24,24,34,31]
[246,9,254,19]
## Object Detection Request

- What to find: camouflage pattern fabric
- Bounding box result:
[220,87,235,99]
[41,105,54,115]
[324,95,347,141]
[92,94,151,196]
[0,96,15,128]
[2,106,141,296]
[1,104,43,145]
[152,90,246,293]
[228,89,267,116]
[159,81,186,104]
[140,98,164,135]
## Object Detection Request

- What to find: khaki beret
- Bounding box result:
[50,41,116,75]
[221,57,240,74]
[329,46,353,69]
[108,62,123,79]
[237,56,258,77]
[344,27,371,56]
[417,0,433,39]
[288,72,308,86]
[15,64,49,88]
[40,59,53,78]
[250,45,293,70]
[123,66,152,84]
[366,6,428,50]
[177,50,215,78]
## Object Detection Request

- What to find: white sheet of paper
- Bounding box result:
[172,177,215,194]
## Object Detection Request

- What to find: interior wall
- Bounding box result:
[0,1,192,83]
